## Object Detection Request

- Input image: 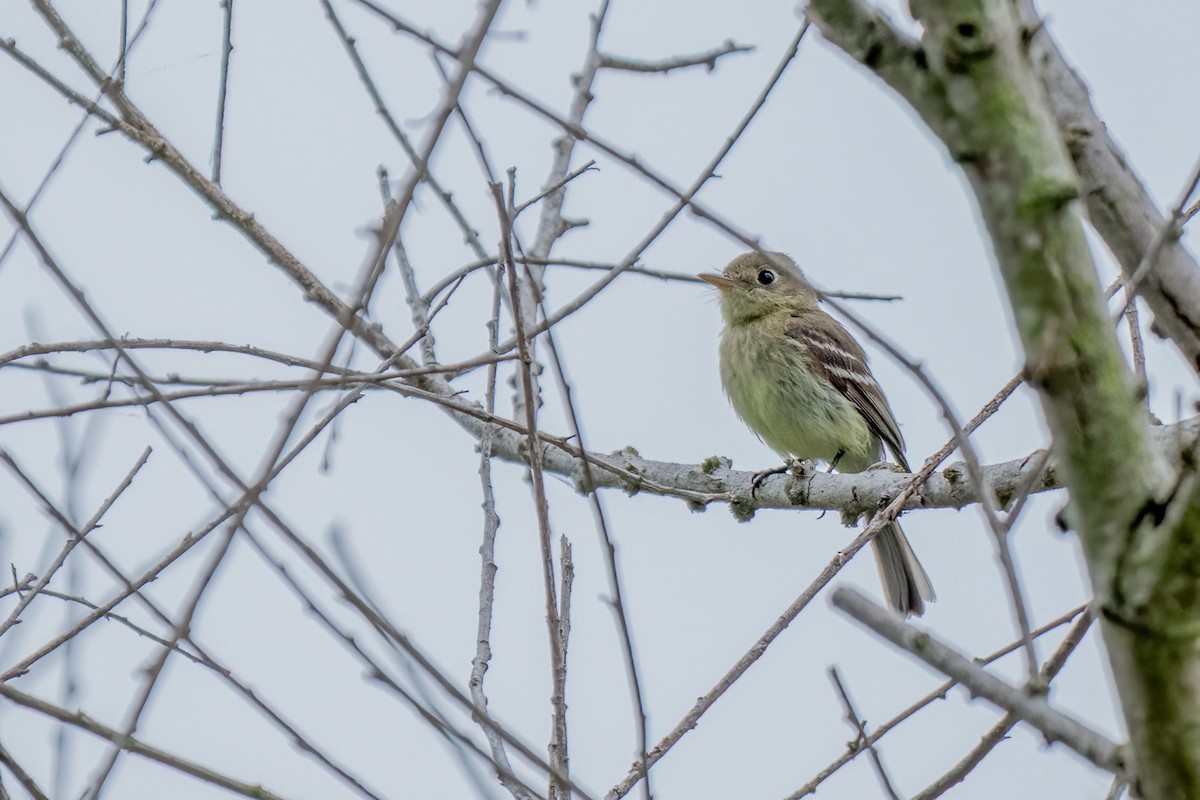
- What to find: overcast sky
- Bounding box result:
[2,1,1198,798]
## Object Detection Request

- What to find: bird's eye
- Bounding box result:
[756,269,776,286]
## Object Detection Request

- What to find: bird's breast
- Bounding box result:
[718,320,877,468]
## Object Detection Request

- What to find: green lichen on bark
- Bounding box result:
[1105,484,1200,796]
[905,0,1153,575]
[809,0,1200,796]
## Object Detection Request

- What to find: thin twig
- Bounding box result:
[422,256,903,302]
[823,286,1039,683]
[118,0,129,84]
[606,373,1026,800]
[831,588,1126,778]
[1123,153,1200,296]
[0,337,359,371]
[540,299,653,799]
[490,21,810,354]
[211,0,235,182]
[320,0,491,260]
[828,667,902,800]
[598,39,754,74]
[1123,286,1149,395]
[0,738,53,800]
[0,447,152,638]
[490,181,570,800]
[508,0,613,454]
[513,161,598,218]
[468,223,533,800]
[1002,448,1053,526]
[380,172,437,365]
[1184,197,1200,225]
[788,602,1089,798]
[264,527,549,800]
[0,353,512,426]
[522,0,612,296]
[911,606,1095,800]
[0,683,287,800]
[24,588,206,665]
[0,0,161,274]
[5,359,264,388]
[326,530,508,800]
[84,523,240,798]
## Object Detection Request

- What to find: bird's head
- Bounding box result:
[699,251,819,324]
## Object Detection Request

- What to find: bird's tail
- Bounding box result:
[869,519,935,617]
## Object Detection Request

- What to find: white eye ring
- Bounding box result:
[757,269,776,286]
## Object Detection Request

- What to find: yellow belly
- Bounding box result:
[719,321,879,472]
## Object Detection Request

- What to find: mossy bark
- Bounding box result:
[810,1,1200,796]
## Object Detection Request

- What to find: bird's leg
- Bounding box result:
[809,451,846,518]
[751,457,807,497]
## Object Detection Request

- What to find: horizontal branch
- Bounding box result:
[598,39,754,74]
[0,337,358,373]
[529,414,1198,519]
[6,348,1198,519]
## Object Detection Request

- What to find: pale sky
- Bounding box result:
[1,1,1198,798]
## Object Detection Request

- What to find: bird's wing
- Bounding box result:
[787,313,910,471]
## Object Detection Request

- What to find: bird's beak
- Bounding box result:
[698,273,735,290]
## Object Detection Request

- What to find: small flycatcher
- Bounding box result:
[700,251,934,616]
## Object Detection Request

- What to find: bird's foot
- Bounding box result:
[751,458,811,497]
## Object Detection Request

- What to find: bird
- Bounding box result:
[699,250,934,616]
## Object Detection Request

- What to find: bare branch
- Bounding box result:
[513,161,598,219]
[1123,288,1149,396]
[489,181,570,799]
[0,337,358,372]
[831,587,1127,779]
[0,28,401,364]
[0,738,51,800]
[1111,154,1200,326]
[0,0,161,273]
[820,290,1039,681]
[1014,0,1200,373]
[211,0,235,182]
[320,0,491,259]
[493,20,811,352]
[598,39,754,74]
[789,602,1090,798]
[541,300,653,799]
[0,683,288,800]
[607,372,1026,800]
[827,667,902,800]
[912,607,1095,799]
[466,240,534,800]
[0,446,152,638]
[0,353,510,425]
